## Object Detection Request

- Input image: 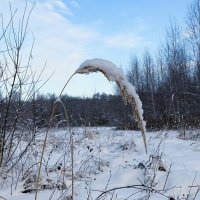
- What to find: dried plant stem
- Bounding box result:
[130,101,147,153]
[163,164,172,190]
[59,73,75,97]
[95,184,171,200]
[35,104,56,200]
[70,131,74,200]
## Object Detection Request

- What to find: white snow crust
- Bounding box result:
[76,58,126,81]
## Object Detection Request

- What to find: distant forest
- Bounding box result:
[1,0,200,131]
[15,87,200,131]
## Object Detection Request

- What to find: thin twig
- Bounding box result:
[163,163,172,190]
[187,172,198,200]
[94,184,172,200]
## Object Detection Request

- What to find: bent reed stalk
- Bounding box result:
[75,58,147,153]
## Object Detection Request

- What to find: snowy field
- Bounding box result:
[0,127,200,200]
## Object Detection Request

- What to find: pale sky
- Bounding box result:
[0,0,193,97]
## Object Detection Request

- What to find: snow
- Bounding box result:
[1,127,200,200]
[76,58,126,81]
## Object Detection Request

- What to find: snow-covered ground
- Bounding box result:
[1,127,200,200]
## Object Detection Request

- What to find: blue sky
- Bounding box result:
[0,0,193,97]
